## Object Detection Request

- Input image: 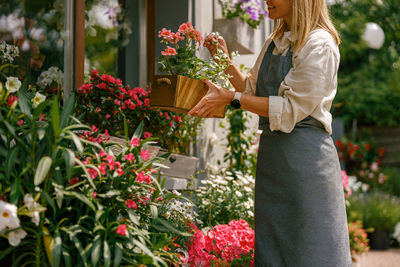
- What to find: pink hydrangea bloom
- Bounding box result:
[187,220,254,266]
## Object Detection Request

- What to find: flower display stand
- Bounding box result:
[150,75,226,118]
[107,136,198,190]
[156,149,199,190]
[213,17,255,55]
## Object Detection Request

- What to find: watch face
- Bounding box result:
[230,99,241,109]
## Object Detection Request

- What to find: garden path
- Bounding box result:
[355,249,400,267]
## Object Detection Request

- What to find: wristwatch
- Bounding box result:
[230,92,242,109]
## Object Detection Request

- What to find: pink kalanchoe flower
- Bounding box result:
[125,153,135,163]
[130,137,140,148]
[143,132,152,139]
[140,149,150,161]
[105,114,111,120]
[116,224,127,236]
[101,74,116,84]
[161,46,177,56]
[125,199,138,210]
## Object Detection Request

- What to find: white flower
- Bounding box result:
[247,210,254,217]
[23,193,43,226]
[235,191,243,198]
[8,228,27,246]
[32,92,46,108]
[5,77,21,93]
[0,200,19,231]
[24,194,34,209]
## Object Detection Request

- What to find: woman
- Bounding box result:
[188,0,352,266]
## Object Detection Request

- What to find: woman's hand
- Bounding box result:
[204,33,230,62]
[188,80,233,118]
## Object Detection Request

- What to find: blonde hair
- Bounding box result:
[271,0,340,51]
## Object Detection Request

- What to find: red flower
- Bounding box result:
[16,119,23,126]
[105,114,111,120]
[161,46,177,56]
[125,199,138,210]
[7,95,18,107]
[140,149,150,161]
[78,83,93,94]
[101,74,116,84]
[365,143,371,151]
[91,69,99,78]
[125,153,135,163]
[116,224,127,236]
[130,137,140,148]
[69,177,80,185]
[143,132,152,139]
[97,82,107,90]
[136,171,151,184]
[39,114,45,121]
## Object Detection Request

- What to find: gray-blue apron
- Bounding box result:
[254,41,352,266]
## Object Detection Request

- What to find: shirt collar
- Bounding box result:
[273,31,295,54]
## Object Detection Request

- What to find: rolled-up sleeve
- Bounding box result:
[268,38,339,133]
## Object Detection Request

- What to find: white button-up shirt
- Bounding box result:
[244,29,340,134]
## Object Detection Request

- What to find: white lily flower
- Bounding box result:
[0,200,19,231]
[32,92,46,108]
[5,77,21,93]
[8,228,27,246]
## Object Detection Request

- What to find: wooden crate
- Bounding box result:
[150,75,226,118]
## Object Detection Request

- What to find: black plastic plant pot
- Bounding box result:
[368,230,391,250]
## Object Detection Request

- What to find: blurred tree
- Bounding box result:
[330,0,400,127]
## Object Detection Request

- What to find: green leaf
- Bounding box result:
[150,205,158,219]
[132,120,144,140]
[103,240,111,267]
[127,209,140,226]
[6,146,19,180]
[63,148,75,181]
[62,190,96,212]
[0,243,16,259]
[66,131,83,153]
[132,239,158,262]
[152,217,192,237]
[62,248,72,267]
[10,177,21,204]
[91,236,102,266]
[70,235,88,267]
[52,97,60,137]
[53,231,62,267]
[34,156,52,186]
[17,90,31,117]
[60,94,75,129]
[41,190,56,215]
[113,243,122,267]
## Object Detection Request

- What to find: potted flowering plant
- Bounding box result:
[218,0,267,29]
[151,22,233,118]
[347,191,400,250]
[348,221,371,262]
[214,0,267,54]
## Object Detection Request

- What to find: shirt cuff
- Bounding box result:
[268,96,283,131]
[243,77,255,95]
